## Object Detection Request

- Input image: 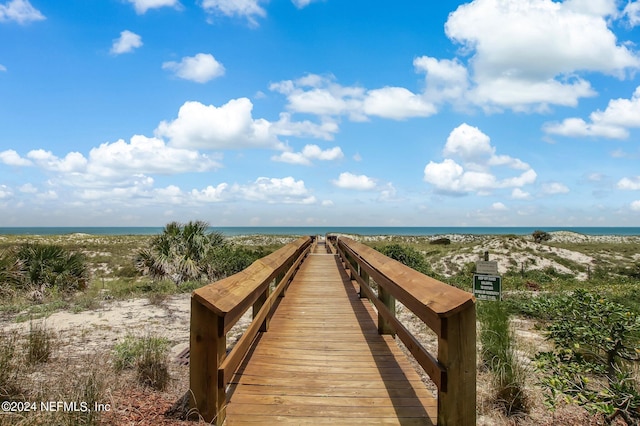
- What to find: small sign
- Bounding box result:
[476,260,498,275]
[473,274,502,301]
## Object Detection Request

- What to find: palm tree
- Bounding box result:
[135,221,226,286]
[11,244,88,299]
[0,250,23,298]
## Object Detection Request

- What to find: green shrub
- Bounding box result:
[0,244,89,300]
[532,230,551,243]
[535,290,640,421]
[546,290,639,378]
[376,244,432,275]
[429,237,451,245]
[207,245,262,280]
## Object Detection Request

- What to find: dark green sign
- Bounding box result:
[473,274,502,301]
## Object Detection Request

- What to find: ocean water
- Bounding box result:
[0,226,639,236]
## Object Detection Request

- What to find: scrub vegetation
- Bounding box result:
[0,223,280,425]
[370,231,640,425]
[0,228,638,424]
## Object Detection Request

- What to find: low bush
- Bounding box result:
[429,237,451,245]
[376,244,432,275]
[0,244,89,301]
[532,230,551,243]
[535,290,640,422]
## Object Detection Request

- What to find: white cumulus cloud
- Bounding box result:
[201,0,266,26]
[0,0,45,24]
[7,136,220,191]
[271,74,435,121]
[631,200,640,211]
[443,0,640,111]
[0,149,33,166]
[511,188,531,199]
[332,172,377,190]
[271,74,365,120]
[414,56,470,105]
[87,135,221,179]
[156,98,335,150]
[110,30,143,55]
[162,53,225,83]
[492,202,508,211]
[542,182,570,194]
[0,185,12,199]
[362,87,436,119]
[191,177,316,204]
[423,124,536,195]
[234,177,316,204]
[156,98,276,150]
[19,183,37,193]
[270,113,339,141]
[272,144,343,165]
[543,86,640,139]
[291,0,319,8]
[126,0,180,14]
[617,176,640,190]
[191,183,228,203]
[27,149,88,173]
[624,1,640,27]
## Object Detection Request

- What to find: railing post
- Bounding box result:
[189,299,227,425]
[377,285,396,335]
[276,270,286,297]
[357,264,368,299]
[253,281,271,332]
[437,305,476,426]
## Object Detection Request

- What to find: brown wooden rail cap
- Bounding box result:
[192,236,312,318]
[338,237,475,318]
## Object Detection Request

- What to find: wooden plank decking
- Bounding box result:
[224,242,437,425]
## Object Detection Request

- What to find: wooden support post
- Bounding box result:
[358,264,369,299]
[377,285,396,335]
[437,305,476,426]
[189,299,227,426]
[253,282,271,332]
[276,270,286,296]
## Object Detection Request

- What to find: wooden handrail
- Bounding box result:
[189,236,313,425]
[332,236,476,426]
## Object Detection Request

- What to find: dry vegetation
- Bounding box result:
[0,231,638,425]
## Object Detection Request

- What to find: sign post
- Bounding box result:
[473,253,501,301]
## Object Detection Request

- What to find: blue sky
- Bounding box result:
[1,0,640,227]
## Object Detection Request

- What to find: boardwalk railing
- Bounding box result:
[190,234,476,425]
[189,236,313,425]
[329,235,476,425]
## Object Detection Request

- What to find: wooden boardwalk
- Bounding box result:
[224,242,437,425]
